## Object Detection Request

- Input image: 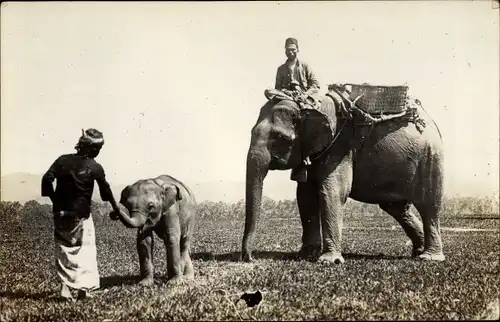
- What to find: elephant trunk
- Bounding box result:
[114,205,148,228]
[241,147,270,262]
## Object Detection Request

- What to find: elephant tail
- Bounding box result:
[414,99,443,140]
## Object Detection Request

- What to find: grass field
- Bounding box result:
[1,200,499,321]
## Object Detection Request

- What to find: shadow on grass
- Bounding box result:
[0,289,102,303]
[452,216,500,220]
[191,251,410,262]
[99,275,141,289]
[0,290,55,301]
[0,276,147,299]
[192,251,301,262]
[343,253,409,260]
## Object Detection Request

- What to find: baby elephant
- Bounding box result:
[110,175,196,286]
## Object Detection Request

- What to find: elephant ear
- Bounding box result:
[119,185,131,205]
[299,98,337,158]
[153,178,183,212]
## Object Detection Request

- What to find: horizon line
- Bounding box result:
[1,170,498,200]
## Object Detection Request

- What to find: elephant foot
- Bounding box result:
[411,246,425,257]
[317,252,345,265]
[138,277,154,286]
[297,245,321,260]
[405,240,425,257]
[166,276,183,286]
[184,271,195,280]
[240,251,254,263]
[418,252,445,262]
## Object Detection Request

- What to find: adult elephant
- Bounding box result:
[240,85,445,264]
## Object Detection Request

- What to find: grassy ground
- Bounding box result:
[1,209,499,321]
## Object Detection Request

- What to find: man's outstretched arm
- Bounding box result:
[93,164,119,211]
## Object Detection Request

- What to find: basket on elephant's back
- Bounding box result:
[348,83,409,115]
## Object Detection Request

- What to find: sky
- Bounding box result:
[1,1,499,199]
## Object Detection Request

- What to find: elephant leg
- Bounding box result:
[180,235,194,280]
[413,151,445,261]
[137,228,154,286]
[296,180,321,259]
[413,196,445,261]
[413,201,445,261]
[317,158,352,265]
[379,202,424,257]
[163,217,183,284]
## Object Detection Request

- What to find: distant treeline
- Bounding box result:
[1,196,498,222]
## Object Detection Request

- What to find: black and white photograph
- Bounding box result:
[1,1,498,320]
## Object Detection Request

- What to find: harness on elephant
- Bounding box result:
[264,88,320,110]
[308,84,428,162]
[322,83,429,161]
[288,83,430,182]
[326,84,426,132]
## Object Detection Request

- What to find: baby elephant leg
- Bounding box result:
[180,235,194,280]
[137,228,155,286]
[163,219,183,284]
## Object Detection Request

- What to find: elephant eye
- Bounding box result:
[275,132,292,142]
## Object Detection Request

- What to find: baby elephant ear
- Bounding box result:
[120,185,131,203]
[154,179,183,201]
[175,185,183,200]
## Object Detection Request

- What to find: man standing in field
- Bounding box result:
[41,128,121,301]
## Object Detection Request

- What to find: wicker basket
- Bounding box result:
[348,83,409,114]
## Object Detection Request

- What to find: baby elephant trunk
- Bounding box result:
[113,205,148,228]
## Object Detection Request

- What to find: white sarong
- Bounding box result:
[54,213,100,291]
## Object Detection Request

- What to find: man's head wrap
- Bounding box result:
[285,37,299,48]
[75,128,104,151]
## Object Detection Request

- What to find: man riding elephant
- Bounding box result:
[264,37,322,182]
[242,76,446,265]
[241,37,447,265]
[265,37,321,110]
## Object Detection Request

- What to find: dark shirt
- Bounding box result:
[41,153,115,218]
